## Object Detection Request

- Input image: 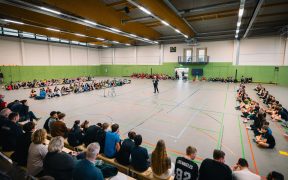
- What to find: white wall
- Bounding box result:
[239,36,286,65]
[1,35,288,66]
[0,36,100,66]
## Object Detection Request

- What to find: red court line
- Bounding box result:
[142,140,204,161]
[244,127,259,174]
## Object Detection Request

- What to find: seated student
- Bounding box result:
[30,89,37,98]
[0,112,23,151]
[254,126,276,149]
[43,136,76,180]
[60,86,69,96]
[116,131,136,166]
[43,111,58,133]
[35,88,46,100]
[199,149,232,180]
[83,123,109,153]
[104,123,121,158]
[232,158,260,180]
[267,171,284,180]
[11,100,40,122]
[151,140,174,180]
[131,134,150,172]
[174,146,198,180]
[0,95,7,111]
[54,86,61,97]
[73,143,104,180]
[50,113,69,138]
[68,120,84,147]
[27,129,48,176]
[11,121,36,166]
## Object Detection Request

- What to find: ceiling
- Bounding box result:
[0,0,287,47]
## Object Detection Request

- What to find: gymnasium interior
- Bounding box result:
[0,0,287,180]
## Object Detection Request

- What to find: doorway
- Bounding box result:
[175,68,189,80]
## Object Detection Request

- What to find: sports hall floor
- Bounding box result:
[1,78,287,178]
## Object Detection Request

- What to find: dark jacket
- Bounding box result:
[83,125,106,153]
[116,138,135,165]
[11,132,33,166]
[0,120,23,151]
[68,125,84,147]
[43,152,76,180]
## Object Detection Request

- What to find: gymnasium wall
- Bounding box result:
[1,35,288,85]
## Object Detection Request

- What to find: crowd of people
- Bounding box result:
[3,77,91,91]
[131,73,175,80]
[0,95,285,180]
[30,79,131,100]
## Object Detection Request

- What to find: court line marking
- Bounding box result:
[216,113,224,150]
[244,125,259,174]
[238,115,246,159]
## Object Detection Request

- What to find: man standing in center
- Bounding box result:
[152,76,159,93]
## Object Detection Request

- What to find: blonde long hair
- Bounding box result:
[151,140,170,175]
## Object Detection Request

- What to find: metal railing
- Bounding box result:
[178,55,209,64]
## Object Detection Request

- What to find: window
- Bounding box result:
[36,34,47,40]
[49,37,59,42]
[71,41,79,45]
[21,32,35,38]
[60,39,69,43]
[183,48,193,62]
[3,28,18,36]
[197,48,207,62]
[79,42,87,46]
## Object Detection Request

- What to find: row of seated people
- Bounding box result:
[255,84,288,130]
[235,84,276,148]
[208,77,236,83]
[131,73,175,80]
[30,79,131,100]
[4,76,91,91]
[1,103,285,180]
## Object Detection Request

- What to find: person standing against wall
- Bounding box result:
[153,76,159,93]
[0,70,3,84]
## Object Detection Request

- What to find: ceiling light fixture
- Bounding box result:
[175,29,180,33]
[161,20,169,26]
[236,29,239,34]
[46,27,60,32]
[112,41,119,43]
[237,22,241,27]
[110,28,121,33]
[184,35,188,38]
[4,19,24,25]
[40,7,61,15]
[125,43,131,46]
[83,20,97,26]
[96,37,105,41]
[238,8,244,17]
[75,33,85,37]
[139,6,152,15]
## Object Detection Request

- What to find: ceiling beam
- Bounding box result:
[128,0,195,37]
[107,0,128,7]
[243,0,265,38]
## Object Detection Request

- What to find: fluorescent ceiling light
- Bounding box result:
[40,7,61,15]
[96,37,105,41]
[103,45,108,48]
[184,35,188,38]
[112,41,119,43]
[46,27,60,32]
[161,20,169,26]
[110,28,121,33]
[88,43,95,46]
[237,22,241,27]
[125,43,131,46]
[175,29,180,33]
[139,6,152,15]
[130,34,137,37]
[238,8,244,17]
[235,35,238,38]
[75,33,85,37]
[4,19,24,25]
[83,20,97,26]
[154,41,159,44]
[71,41,79,43]
[236,29,239,34]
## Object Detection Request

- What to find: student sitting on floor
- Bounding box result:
[199,149,232,180]
[151,140,174,180]
[35,88,46,100]
[11,121,36,166]
[30,89,37,98]
[131,134,150,172]
[11,100,40,122]
[116,131,136,166]
[254,126,276,149]
[54,86,61,97]
[61,86,69,96]
[174,146,198,180]
[104,123,121,158]
[232,158,260,180]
